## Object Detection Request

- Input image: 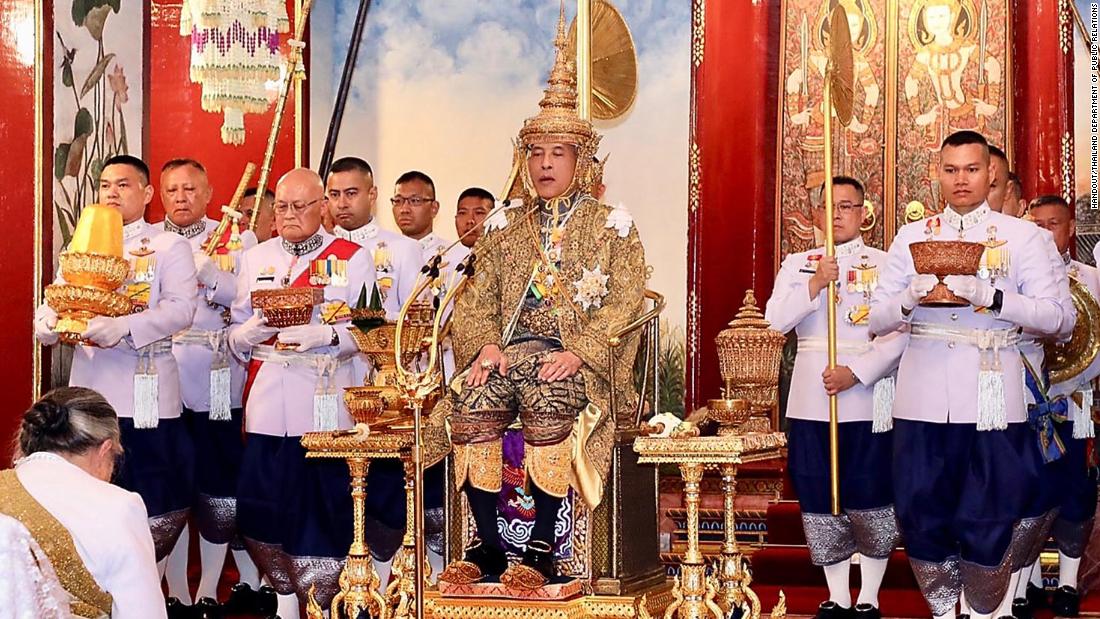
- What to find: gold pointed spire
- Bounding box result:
[516,0,602,197]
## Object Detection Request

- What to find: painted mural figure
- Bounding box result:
[904,0,1003,194]
[784,0,882,251]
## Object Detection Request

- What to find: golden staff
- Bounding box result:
[203,162,256,256]
[824,4,855,515]
[577,0,592,121]
[250,0,315,232]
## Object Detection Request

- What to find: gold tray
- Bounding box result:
[58,251,130,290]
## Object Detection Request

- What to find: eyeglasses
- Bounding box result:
[813,201,863,213]
[390,196,435,207]
[273,198,321,215]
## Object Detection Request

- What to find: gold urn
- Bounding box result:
[45,204,132,344]
[714,289,786,421]
[344,302,436,431]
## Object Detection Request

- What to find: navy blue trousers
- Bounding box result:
[116,417,195,519]
[788,419,894,514]
[893,420,1041,567]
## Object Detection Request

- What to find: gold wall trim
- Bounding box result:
[884,0,898,246]
[689,141,700,214]
[772,0,788,273]
[294,0,304,167]
[1063,131,1074,203]
[33,0,45,399]
[692,0,704,67]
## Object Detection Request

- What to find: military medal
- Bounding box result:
[257,266,276,283]
[799,254,822,274]
[845,256,877,325]
[978,225,1009,282]
[373,243,393,296]
[129,240,156,283]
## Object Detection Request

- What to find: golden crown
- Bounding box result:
[515,3,602,198]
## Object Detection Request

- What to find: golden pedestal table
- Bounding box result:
[634,433,788,619]
[301,427,429,619]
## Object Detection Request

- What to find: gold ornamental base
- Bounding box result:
[425,585,674,619]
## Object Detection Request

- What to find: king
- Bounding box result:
[439,7,647,590]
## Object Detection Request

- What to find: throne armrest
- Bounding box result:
[607,289,665,432]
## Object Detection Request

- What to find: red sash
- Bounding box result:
[241,238,360,411]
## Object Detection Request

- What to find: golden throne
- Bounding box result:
[434,289,669,614]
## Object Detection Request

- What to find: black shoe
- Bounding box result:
[1012,597,1033,619]
[1052,585,1080,617]
[854,603,881,619]
[255,585,278,615]
[959,615,970,619]
[1027,583,1049,609]
[193,597,221,619]
[165,597,193,619]
[814,601,855,619]
[520,540,555,580]
[221,583,255,614]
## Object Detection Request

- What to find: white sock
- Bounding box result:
[276,592,298,619]
[960,590,971,616]
[936,609,957,619]
[857,556,888,607]
[992,570,1020,619]
[428,549,444,585]
[165,524,192,604]
[372,557,393,592]
[823,560,852,608]
[233,548,261,589]
[196,536,228,600]
[1015,565,1033,598]
[1031,561,1044,588]
[1060,552,1081,590]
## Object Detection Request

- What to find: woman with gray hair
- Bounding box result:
[0,387,165,619]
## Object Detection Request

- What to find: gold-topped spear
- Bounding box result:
[250,0,315,232]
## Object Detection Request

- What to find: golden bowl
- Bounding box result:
[909,240,986,307]
[44,284,133,345]
[343,386,412,431]
[58,251,130,290]
[251,287,325,328]
[707,398,752,436]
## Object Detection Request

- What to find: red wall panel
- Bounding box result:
[686,0,782,412]
[0,0,48,456]
[146,0,304,221]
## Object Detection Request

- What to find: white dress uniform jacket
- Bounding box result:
[766,238,907,424]
[229,232,375,437]
[869,203,1073,425]
[155,217,255,413]
[16,452,166,619]
[67,220,198,421]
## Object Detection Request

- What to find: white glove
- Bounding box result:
[944,275,996,308]
[233,311,279,349]
[194,252,220,288]
[83,316,130,348]
[277,324,336,352]
[901,274,939,310]
[34,304,59,346]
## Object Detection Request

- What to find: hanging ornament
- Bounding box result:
[179,0,290,145]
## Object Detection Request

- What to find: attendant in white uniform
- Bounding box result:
[7,387,165,619]
[34,156,197,587]
[325,156,421,318]
[1012,196,1100,618]
[155,158,266,616]
[869,131,1073,619]
[230,168,374,619]
[766,176,906,619]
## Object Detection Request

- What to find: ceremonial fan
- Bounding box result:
[823,4,855,516]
